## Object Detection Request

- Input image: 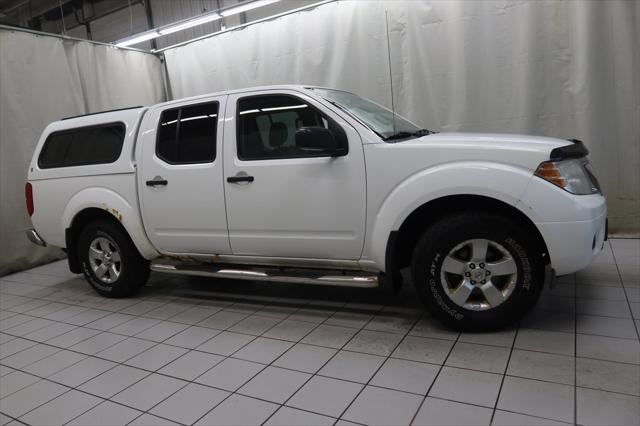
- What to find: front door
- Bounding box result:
[223,90,367,259]
[139,96,231,254]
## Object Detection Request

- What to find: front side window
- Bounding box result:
[38,123,125,169]
[236,95,347,160]
[156,102,219,164]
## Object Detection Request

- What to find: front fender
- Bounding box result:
[63,186,158,259]
[366,161,536,269]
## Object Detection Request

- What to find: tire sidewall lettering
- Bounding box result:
[429,252,464,320]
[505,237,532,291]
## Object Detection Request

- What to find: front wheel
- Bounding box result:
[78,220,150,298]
[411,212,545,331]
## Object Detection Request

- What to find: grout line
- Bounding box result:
[408,315,462,425]
[610,243,640,341]
[573,268,579,425]
[489,320,519,424]
[190,293,387,425]
[328,313,421,423]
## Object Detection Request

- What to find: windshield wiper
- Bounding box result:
[384,128,434,141]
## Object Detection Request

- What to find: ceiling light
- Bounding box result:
[116,30,160,47]
[159,12,222,35]
[220,0,281,17]
[114,0,282,49]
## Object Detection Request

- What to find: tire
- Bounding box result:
[411,212,545,331]
[78,220,150,298]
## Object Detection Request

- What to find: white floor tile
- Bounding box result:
[497,376,574,423]
[392,335,454,365]
[265,406,335,426]
[371,358,439,395]
[287,376,363,417]
[576,357,640,396]
[445,342,510,374]
[19,389,101,425]
[429,366,502,408]
[67,400,142,426]
[413,397,493,425]
[150,383,229,425]
[342,385,422,425]
[195,357,264,391]
[576,387,640,426]
[111,373,187,411]
[507,349,575,385]
[273,343,337,373]
[77,365,148,398]
[158,350,224,380]
[239,366,310,403]
[195,394,278,426]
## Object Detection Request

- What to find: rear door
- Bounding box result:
[138,96,231,254]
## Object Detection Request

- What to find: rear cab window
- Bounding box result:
[38,123,125,169]
[156,102,219,164]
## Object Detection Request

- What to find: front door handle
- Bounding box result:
[227,173,254,183]
[146,177,168,187]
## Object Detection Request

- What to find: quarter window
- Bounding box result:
[236,95,347,160]
[156,102,219,164]
[38,123,125,169]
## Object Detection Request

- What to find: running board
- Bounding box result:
[150,262,379,288]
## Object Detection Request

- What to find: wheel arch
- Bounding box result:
[62,186,158,274]
[385,194,549,284]
[65,208,131,273]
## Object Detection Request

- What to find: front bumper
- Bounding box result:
[519,174,608,276]
[26,228,47,247]
[536,211,607,275]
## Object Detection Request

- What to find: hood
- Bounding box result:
[416,132,572,152]
[376,132,576,172]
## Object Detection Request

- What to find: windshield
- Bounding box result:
[310,88,424,140]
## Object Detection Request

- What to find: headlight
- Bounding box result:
[534,158,600,195]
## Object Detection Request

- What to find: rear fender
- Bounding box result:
[63,187,158,259]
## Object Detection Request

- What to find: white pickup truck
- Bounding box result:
[26,85,607,331]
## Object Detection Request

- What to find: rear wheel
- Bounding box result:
[411,212,544,331]
[78,220,150,298]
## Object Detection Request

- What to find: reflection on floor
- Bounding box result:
[0,239,638,425]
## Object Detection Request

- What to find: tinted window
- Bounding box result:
[237,95,347,160]
[156,102,218,164]
[38,123,125,169]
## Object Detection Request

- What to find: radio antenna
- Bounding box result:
[385,11,397,136]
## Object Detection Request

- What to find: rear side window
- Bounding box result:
[156,102,219,164]
[38,123,125,169]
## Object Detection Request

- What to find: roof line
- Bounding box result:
[62,106,144,120]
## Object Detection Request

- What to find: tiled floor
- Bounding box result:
[0,239,638,426]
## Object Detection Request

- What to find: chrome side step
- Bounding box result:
[150,262,379,288]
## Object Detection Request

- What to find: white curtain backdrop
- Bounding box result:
[0,29,166,275]
[164,0,639,235]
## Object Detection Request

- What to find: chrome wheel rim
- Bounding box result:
[88,237,121,284]
[440,239,518,311]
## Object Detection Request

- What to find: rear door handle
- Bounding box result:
[227,174,254,183]
[146,177,168,187]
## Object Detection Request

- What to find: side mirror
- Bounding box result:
[295,127,337,154]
